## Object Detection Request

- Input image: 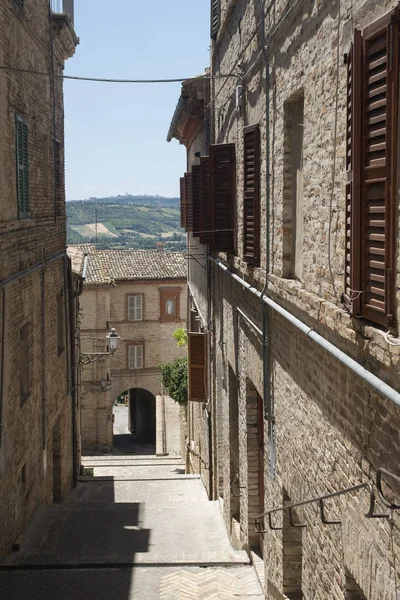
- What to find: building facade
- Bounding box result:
[74,246,187,452]
[169,1,400,598]
[0,1,78,557]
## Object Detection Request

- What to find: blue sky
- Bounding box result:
[64,1,210,201]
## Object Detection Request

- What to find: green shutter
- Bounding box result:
[211,0,220,40]
[15,114,29,217]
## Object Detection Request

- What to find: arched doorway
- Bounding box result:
[113,388,156,454]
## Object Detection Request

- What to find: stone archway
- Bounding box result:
[112,387,156,455]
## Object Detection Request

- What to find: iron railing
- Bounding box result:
[255,468,400,533]
[51,0,74,25]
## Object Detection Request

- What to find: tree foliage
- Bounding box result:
[160,357,188,405]
[172,328,188,348]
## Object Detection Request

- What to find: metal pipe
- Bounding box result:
[237,307,263,338]
[209,256,400,408]
[0,250,65,288]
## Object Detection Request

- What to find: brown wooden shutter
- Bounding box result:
[210,143,236,253]
[199,156,211,245]
[243,124,260,265]
[344,30,362,314]
[192,164,201,237]
[360,20,398,327]
[184,172,193,232]
[180,176,186,229]
[188,332,207,402]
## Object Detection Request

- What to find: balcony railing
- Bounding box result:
[51,0,74,25]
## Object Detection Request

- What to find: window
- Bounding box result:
[57,292,64,355]
[282,94,304,278]
[160,288,180,321]
[243,124,261,265]
[20,323,30,405]
[210,143,236,253]
[128,344,144,369]
[15,114,29,218]
[188,332,207,401]
[210,0,220,40]
[345,14,398,328]
[127,294,143,321]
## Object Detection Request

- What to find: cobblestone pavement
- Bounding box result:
[0,453,263,599]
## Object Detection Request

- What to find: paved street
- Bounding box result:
[0,424,262,599]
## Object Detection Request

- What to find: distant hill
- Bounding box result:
[67,195,185,251]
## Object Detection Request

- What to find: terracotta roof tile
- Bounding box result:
[73,248,187,284]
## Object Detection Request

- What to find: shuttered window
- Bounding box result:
[127,295,143,321]
[192,164,201,237]
[199,156,211,245]
[15,114,30,218]
[243,125,260,265]
[184,172,193,232]
[180,176,186,228]
[210,0,220,40]
[128,344,144,369]
[346,15,398,328]
[188,333,207,401]
[210,143,236,253]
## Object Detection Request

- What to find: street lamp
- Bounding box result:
[80,327,120,365]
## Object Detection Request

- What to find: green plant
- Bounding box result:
[172,327,188,348]
[160,357,188,404]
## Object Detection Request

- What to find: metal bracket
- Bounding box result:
[80,352,110,365]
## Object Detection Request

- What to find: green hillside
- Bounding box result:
[66,195,185,251]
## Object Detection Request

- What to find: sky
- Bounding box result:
[64,1,210,201]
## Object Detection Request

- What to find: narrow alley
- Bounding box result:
[0,402,262,600]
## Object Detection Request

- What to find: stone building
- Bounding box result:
[73,246,187,452]
[0,1,78,557]
[168,1,400,598]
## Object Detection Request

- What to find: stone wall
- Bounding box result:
[0,1,77,557]
[206,0,400,597]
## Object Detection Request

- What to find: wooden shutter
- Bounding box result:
[188,333,207,401]
[180,176,186,228]
[192,164,201,236]
[199,156,211,245]
[243,124,260,265]
[210,0,220,40]
[15,114,29,217]
[344,30,362,314]
[360,20,398,327]
[210,143,236,253]
[184,172,193,232]
[128,295,142,320]
[129,345,143,369]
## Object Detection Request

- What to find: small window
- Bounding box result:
[15,114,29,218]
[127,294,143,321]
[57,292,64,355]
[160,288,180,321]
[128,344,144,369]
[20,323,30,405]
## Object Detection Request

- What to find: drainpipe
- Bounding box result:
[209,256,400,409]
[260,0,276,476]
[0,289,5,452]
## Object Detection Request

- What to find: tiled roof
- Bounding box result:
[67,246,87,276]
[79,248,187,285]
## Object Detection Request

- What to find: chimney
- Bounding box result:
[156,242,164,252]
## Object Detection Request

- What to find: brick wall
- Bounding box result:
[0,0,77,557]
[80,278,187,451]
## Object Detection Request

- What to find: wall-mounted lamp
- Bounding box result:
[80,327,120,365]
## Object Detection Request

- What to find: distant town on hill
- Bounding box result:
[66,194,185,251]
